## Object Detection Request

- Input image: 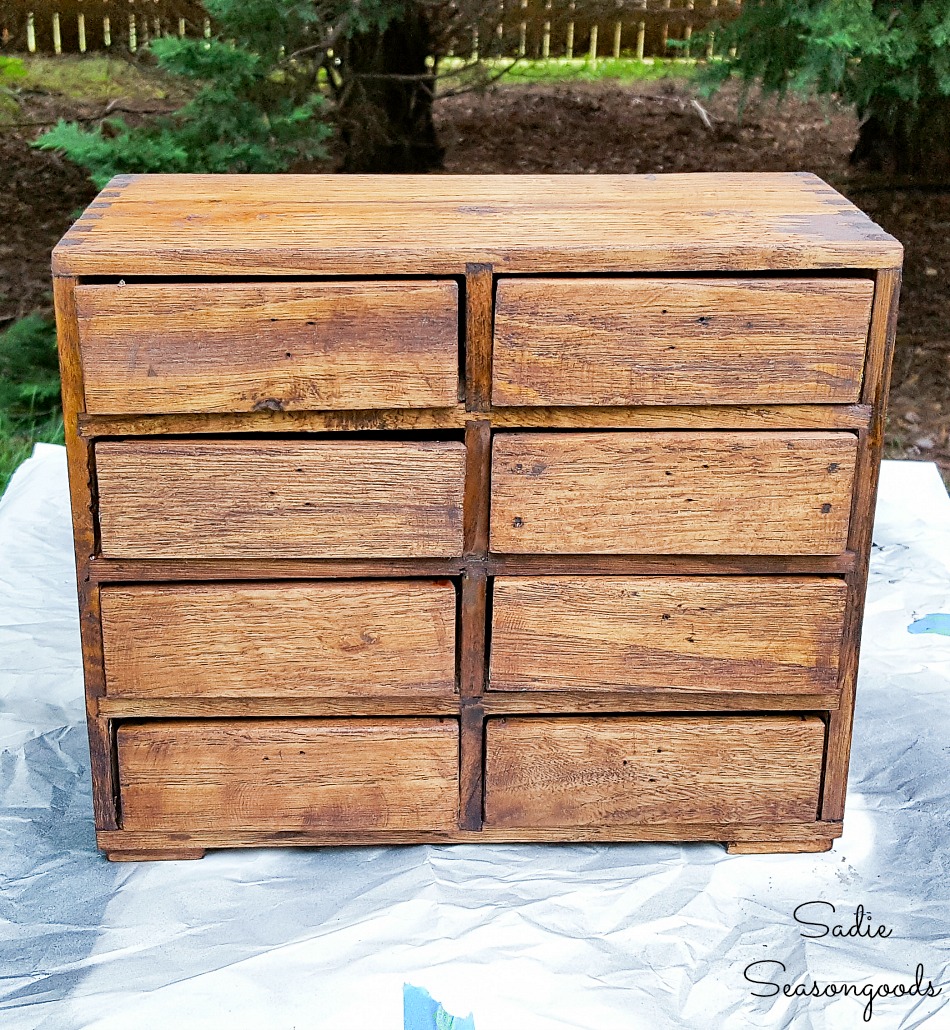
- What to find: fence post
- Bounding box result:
[542,0,551,58]
[78,12,86,52]
[635,0,646,61]
[566,1,575,59]
[52,11,61,53]
[684,0,694,58]
[178,16,185,37]
[612,10,622,60]
[661,0,671,54]
[103,15,111,46]
[588,23,598,61]
[26,12,36,52]
[518,0,527,56]
[128,11,136,52]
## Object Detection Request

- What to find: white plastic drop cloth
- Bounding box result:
[1,445,949,1030]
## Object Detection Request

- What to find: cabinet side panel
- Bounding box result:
[822,266,902,820]
[54,275,117,830]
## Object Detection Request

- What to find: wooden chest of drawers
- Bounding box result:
[52,172,902,860]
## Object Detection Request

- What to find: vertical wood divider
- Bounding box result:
[459,415,492,829]
[465,263,494,413]
[54,275,119,830]
[821,266,902,821]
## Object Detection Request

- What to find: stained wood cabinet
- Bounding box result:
[53,172,901,860]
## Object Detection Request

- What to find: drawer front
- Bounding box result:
[117,718,460,831]
[490,431,856,555]
[76,281,459,414]
[96,439,466,558]
[492,277,873,406]
[102,580,457,699]
[489,576,846,694]
[484,715,824,828]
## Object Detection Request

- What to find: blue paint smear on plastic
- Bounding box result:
[404,984,476,1030]
[908,613,950,637]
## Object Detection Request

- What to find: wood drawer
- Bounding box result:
[95,439,466,558]
[117,718,460,831]
[490,431,856,555]
[484,715,824,828]
[492,277,873,406]
[489,576,846,694]
[76,281,459,414]
[102,580,457,699]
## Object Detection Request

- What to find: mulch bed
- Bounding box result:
[2,75,947,477]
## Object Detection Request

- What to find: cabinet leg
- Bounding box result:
[106,848,207,862]
[725,839,835,855]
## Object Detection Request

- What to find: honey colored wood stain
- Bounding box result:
[493,278,873,407]
[489,576,847,694]
[484,715,825,827]
[101,580,457,698]
[490,431,857,555]
[77,281,459,414]
[53,172,900,859]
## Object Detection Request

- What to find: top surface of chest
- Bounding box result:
[52,171,901,277]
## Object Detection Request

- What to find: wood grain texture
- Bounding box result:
[101,580,457,698]
[90,557,467,582]
[484,715,824,828]
[107,849,206,862]
[823,266,903,821]
[492,277,873,406]
[463,419,491,556]
[117,718,460,832]
[465,264,494,412]
[459,704,485,830]
[477,689,840,714]
[725,839,834,855]
[459,568,488,700]
[76,281,459,415]
[52,173,901,276]
[76,404,870,440]
[85,553,856,584]
[99,696,463,718]
[97,820,842,850]
[490,431,857,555]
[54,275,119,831]
[96,687,841,720]
[487,553,857,576]
[78,407,470,438]
[54,172,900,856]
[95,439,466,558]
[488,404,872,431]
[489,576,847,694]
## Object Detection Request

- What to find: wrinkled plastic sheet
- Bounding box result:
[1,444,948,1030]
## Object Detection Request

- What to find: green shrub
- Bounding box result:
[0,314,63,493]
[0,314,61,424]
[35,0,332,185]
[704,0,950,176]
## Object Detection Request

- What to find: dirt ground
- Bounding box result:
[2,75,947,479]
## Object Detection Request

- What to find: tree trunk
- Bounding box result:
[850,97,950,179]
[336,4,444,173]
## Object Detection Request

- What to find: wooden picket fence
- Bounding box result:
[1,0,740,60]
